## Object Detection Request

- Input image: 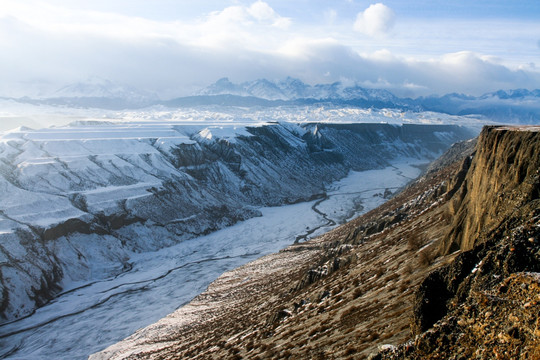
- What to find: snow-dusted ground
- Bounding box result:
[0,159,423,360]
[0,99,488,132]
[0,108,475,323]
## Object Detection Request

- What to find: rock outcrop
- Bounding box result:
[383,226,540,359]
[443,126,540,253]
[380,126,540,359]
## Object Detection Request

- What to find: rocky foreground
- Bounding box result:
[92,126,539,359]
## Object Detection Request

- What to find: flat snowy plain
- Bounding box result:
[0,99,487,131]
[0,103,479,359]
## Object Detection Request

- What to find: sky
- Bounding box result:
[1,0,539,99]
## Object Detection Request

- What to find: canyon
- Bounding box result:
[91,126,539,359]
[0,119,473,358]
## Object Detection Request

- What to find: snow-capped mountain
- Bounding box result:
[6,77,540,123]
[481,89,540,100]
[418,88,540,123]
[196,77,292,100]
[14,78,158,109]
[245,78,288,100]
[53,77,157,101]
[192,78,540,123]
[196,77,251,97]
[196,77,400,102]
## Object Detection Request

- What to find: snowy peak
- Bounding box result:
[12,77,161,110]
[480,88,540,100]
[53,77,158,102]
[277,77,311,99]
[4,76,539,124]
[197,77,249,97]
[54,77,123,98]
[244,79,287,100]
[196,78,399,102]
[197,78,540,109]
[197,77,287,100]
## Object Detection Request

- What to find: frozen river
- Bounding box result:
[0,160,423,359]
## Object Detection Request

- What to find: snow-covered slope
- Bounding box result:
[0,120,474,322]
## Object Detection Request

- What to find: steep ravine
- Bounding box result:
[0,122,473,324]
[91,125,538,359]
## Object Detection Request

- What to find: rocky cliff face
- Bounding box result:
[443,126,540,253]
[90,125,538,360]
[381,126,540,359]
[0,122,472,323]
[384,224,540,359]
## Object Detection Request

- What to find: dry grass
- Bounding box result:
[418,248,436,267]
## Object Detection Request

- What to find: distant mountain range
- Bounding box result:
[53,77,159,102]
[191,78,540,123]
[8,77,159,110]
[195,77,400,102]
[4,77,540,123]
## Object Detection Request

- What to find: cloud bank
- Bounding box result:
[0,1,538,99]
[353,3,395,37]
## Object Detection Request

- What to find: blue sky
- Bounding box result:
[33,0,540,21]
[1,1,539,98]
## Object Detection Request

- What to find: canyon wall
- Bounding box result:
[0,122,472,322]
[443,126,540,253]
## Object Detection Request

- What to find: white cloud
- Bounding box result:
[248,1,291,28]
[354,3,395,37]
[184,1,292,50]
[203,1,290,30]
[0,1,538,99]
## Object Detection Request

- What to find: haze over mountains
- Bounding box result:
[3,77,540,123]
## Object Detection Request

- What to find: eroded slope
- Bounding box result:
[90,136,474,359]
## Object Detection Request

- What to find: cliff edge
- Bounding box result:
[380,125,540,359]
[443,125,540,253]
